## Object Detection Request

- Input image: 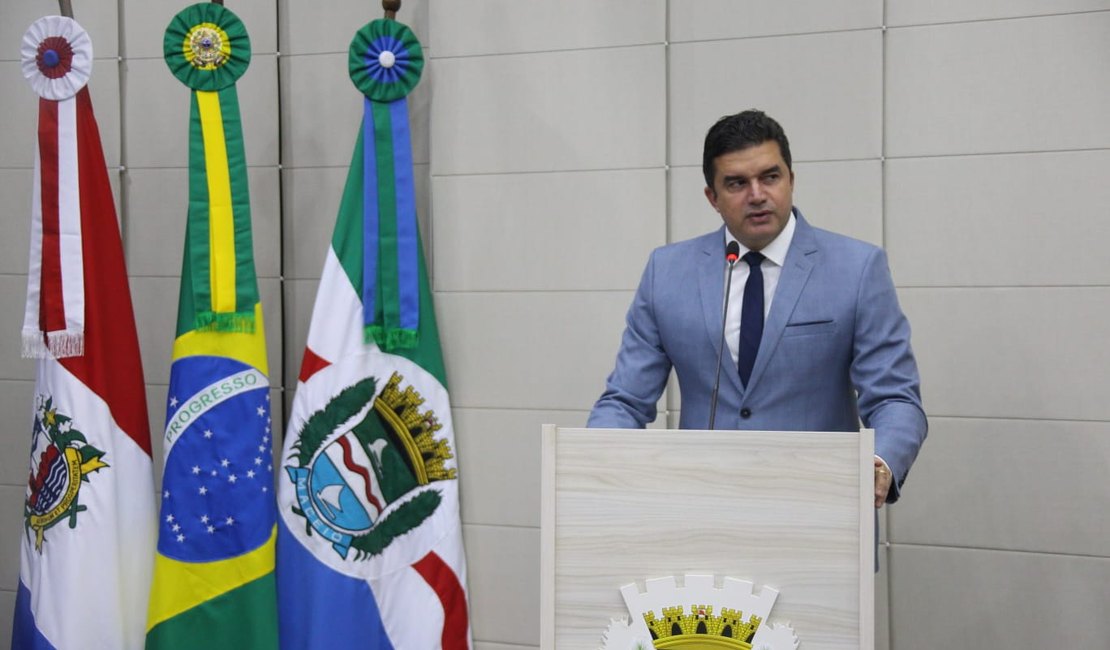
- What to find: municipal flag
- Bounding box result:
[13,16,156,650]
[276,17,471,649]
[145,5,277,648]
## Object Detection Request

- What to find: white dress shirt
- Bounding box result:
[723,211,797,367]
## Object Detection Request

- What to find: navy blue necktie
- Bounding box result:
[738,251,765,387]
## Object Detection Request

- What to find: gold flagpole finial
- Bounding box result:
[383,0,401,20]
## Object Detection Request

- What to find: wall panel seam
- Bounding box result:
[885,8,1110,31]
[428,42,665,61]
[889,541,1110,560]
[668,26,884,46]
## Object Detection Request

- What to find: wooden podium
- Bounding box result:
[540,425,875,649]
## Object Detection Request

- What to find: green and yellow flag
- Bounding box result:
[146,4,276,648]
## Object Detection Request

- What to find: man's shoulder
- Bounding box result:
[650,228,721,261]
[797,213,884,260]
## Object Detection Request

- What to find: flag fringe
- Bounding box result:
[22,329,85,359]
[363,325,418,351]
[194,310,256,334]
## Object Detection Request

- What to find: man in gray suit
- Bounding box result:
[588,109,926,508]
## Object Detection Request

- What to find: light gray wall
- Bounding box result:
[1,1,1108,649]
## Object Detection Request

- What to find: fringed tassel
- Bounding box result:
[194,309,256,334]
[364,325,418,351]
[23,328,84,359]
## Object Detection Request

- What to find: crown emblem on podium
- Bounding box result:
[601,575,798,650]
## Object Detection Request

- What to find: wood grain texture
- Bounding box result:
[542,427,874,649]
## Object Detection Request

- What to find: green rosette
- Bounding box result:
[348,19,423,101]
[164,2,251,91]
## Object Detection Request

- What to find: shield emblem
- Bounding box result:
[308,431,388,534]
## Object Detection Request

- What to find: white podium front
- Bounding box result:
[540,425,875,649]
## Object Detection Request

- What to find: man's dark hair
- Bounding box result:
[702,109,792,189]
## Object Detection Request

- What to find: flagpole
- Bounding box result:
[58,0,73,17]
[383,0,400,20]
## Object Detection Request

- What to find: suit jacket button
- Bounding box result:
[740,408,752,418]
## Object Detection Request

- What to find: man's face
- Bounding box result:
[704,140,794,251]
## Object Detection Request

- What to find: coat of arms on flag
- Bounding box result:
[276,14,472,650]
[25,394,109,551]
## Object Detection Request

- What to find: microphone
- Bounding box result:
[708,240,741,429]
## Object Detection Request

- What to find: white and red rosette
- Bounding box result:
[21,15,93,100]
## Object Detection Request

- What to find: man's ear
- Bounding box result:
[704,185,718,212]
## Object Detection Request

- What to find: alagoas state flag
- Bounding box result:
[276,17,471,649]
[145,4,277,648]
[13,16,156,650]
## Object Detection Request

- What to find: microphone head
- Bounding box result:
[725,240,740,263]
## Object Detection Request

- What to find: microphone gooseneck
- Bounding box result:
[708,240,741,429]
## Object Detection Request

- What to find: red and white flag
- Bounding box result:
[12,16,156,650]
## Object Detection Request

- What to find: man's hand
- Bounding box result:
[874,457,892,508]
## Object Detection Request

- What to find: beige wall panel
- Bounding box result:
[669,160,882,245]
[876,554,890,650]
[249,167,282,278]
[0,380,34,485]
[0,61,121,168]
[1,0,119,58]
[278,53,358,167]
[889,417,1110,556]
[432,169,665,292]
[0,590,13,650]
[430,46,665,176]
[0,170,33,275]
[280,0,429,56]
[669,0,881,42]
[281,166,345,279]
[279,54,431,168]
[0,485,24,587]
[122,54,279,168]
[886,151,1110,287]
[282,164,430,281]
[887,1,1110,26]
[474,643,535,650]
[121,0,277,58]
[434,291,633,411]
[454,408,588,529]
[117,59,172,167]
[431,0,663,57]
[667,166,720,244]
[0,63,37,168]
[889,545,1110,648]
[901,287,1110,421]
[464,523,540,647]
[0,276,35,382]
[125,167,281,278]
[130,277,283,388]
[886,14,1110,157]
[669,31,881,167]
[88,65,122,168]
[282,277,319,389]
[146,383,166,489]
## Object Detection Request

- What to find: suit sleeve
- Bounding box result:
[587,251,673,429]
[851,248,928,503]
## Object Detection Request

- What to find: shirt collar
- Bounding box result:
[724,209,797,267]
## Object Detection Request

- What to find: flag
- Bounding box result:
[145,4,277,648]
[13,16,156,650]
[276,17,471,649]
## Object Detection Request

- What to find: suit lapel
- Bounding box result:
[746,212,819,392]
[697,227,744,395]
